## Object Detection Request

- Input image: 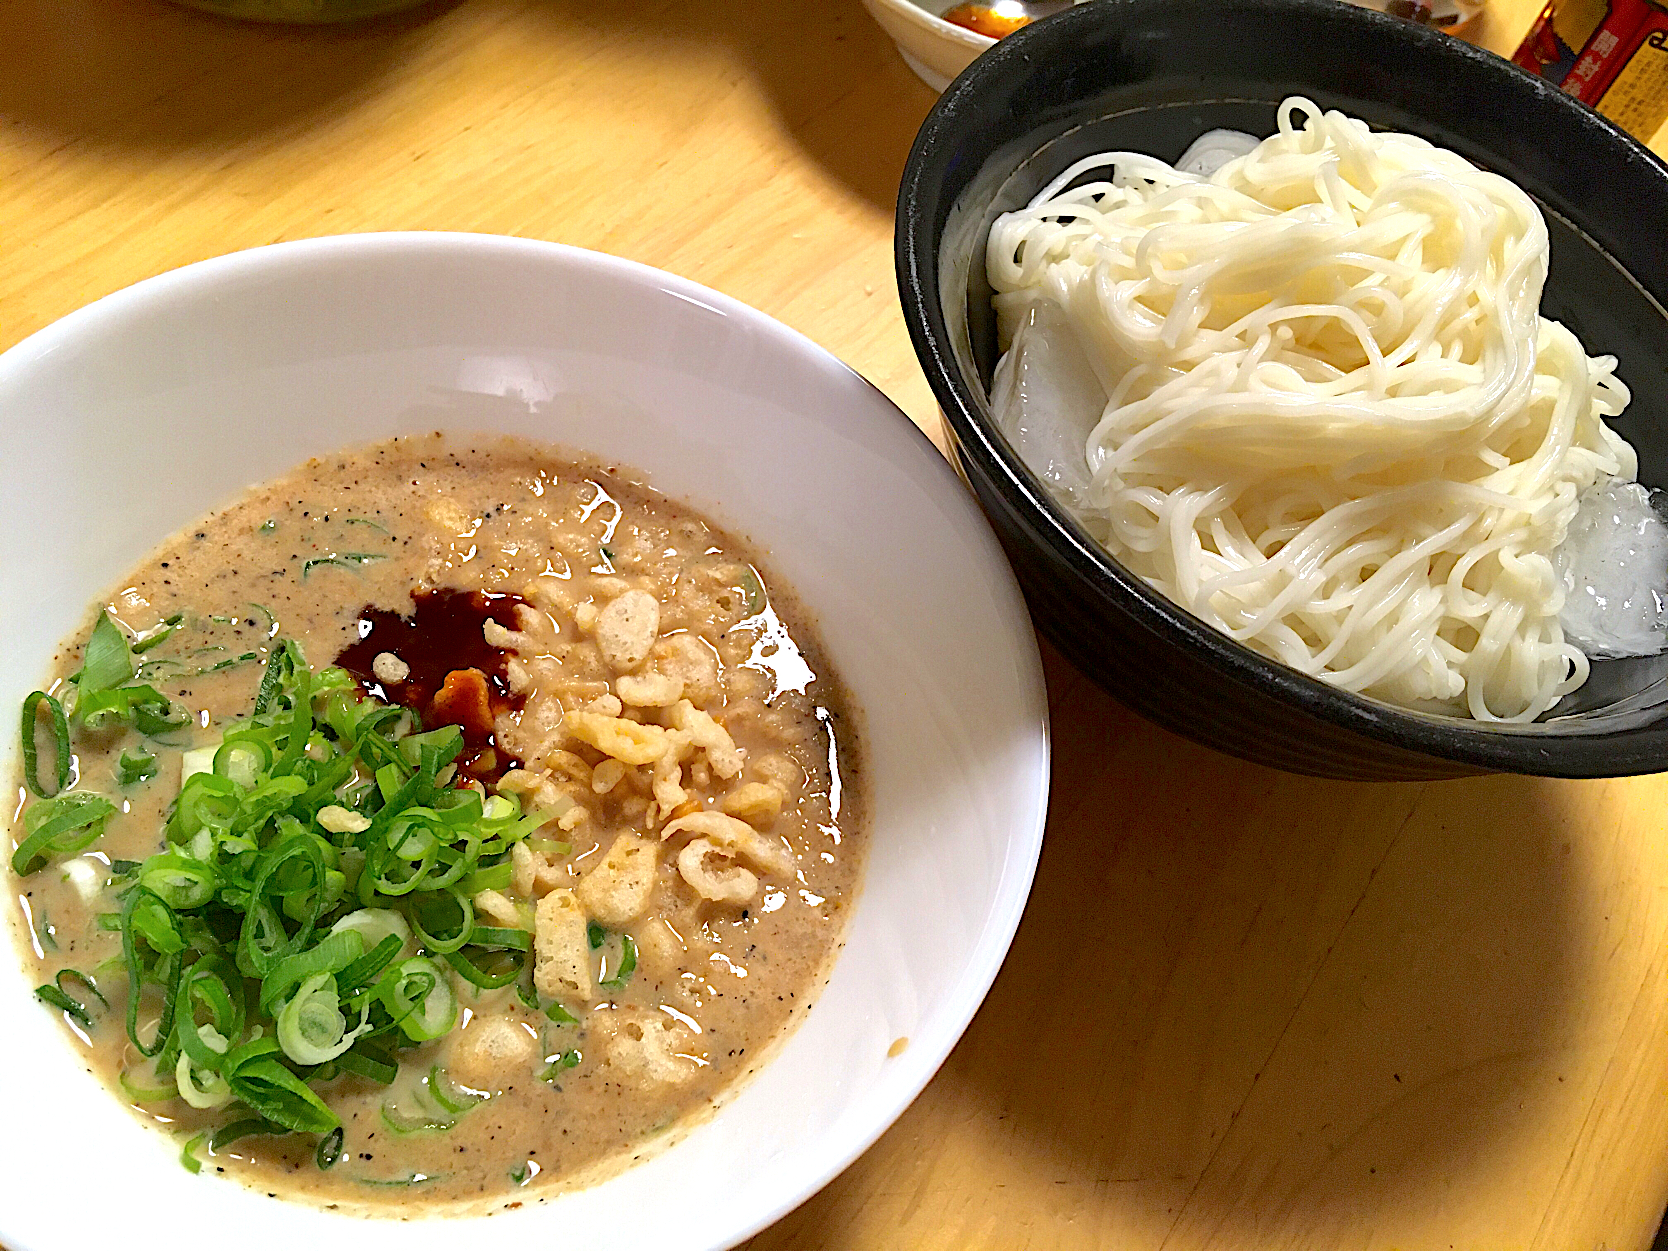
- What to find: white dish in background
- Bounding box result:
[862,0,1482,92]
[860,0,992,90]
[0,234,1049,1251]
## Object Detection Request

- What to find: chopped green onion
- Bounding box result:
[176,1025,233,1109]
[344,518,390,535]
[408,889,474,954]
[330,908,411,954]
[118,747,159,786]
[19,691,69,798]
[11,792,117,875]
[19,631,576,1145]
[73,611,135,697]
[196,650,261,676]
[336,1045,398,1085]
[35,981,95,1028]
[600,933,638,990]
[119,1055,178,1103]
[58,968,107,1009]
[132,613,186,654]
[259,929,365,1016]
[587,921,606,951]
[442,945,524,990]
[380,1095,454,1134]
[252,640,302,716]
[260,519,278,534]
[540,1050,581,1081]
[738,566,765,616]
[378,957,457,1042]
[180,1132,207,1174]
[76,683,188,736]
[544,1000,579,1026]
[380,1067,483,1133]
[427,1066,488,1116]
[209,1117,282,1152]
[336,933,405,997]
[33,908,58,952]
[140,853,219,910]
[277,972,370,1065]
[121,887,184,1057]
[357,1172,443,1187]
[315,1126,345,1170]
[458,861,513,895]
[224,1044,340,1134]
[302,552,387,579]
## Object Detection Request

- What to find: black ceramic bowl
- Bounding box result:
[896,0,1668,780]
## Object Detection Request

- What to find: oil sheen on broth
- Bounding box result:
[6,435,865,1209]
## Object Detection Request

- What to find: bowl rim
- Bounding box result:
[895,0,1668,777]
[860,0,995,50]
[0,231,1053,1248]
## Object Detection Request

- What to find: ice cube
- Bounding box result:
[1556,479,1668,659]
[989,299,1107,509]
[1176,129,1261,178]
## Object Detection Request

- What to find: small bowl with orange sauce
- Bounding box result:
[858,0,1035,91]
[864,0,1483,91]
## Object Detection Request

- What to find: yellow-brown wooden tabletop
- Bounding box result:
[4,1,1668,1246]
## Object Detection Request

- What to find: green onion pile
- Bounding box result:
[15,611,572,1163]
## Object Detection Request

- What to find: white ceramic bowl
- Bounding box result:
[0,234,1049,1251]
[860,0,992,90]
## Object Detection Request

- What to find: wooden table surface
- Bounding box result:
[5,1,1668,1247]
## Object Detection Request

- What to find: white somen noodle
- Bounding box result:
[987,97,1635,721]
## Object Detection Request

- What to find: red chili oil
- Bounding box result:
[334,588,529,782]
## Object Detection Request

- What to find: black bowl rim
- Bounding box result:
[896,0,1668,776]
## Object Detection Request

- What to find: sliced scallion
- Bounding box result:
[600,933,638,990]
[132,613,186,655]
[35,980,96,1029]
[315,1126,345,1170]
[209,1117,281,1152]
[118,747,159,787]
[378,957,457,1042]
[301,553,387,579]
[19,691,69,798]
[33,908,58,952]
[442,945,524,990]
[427,1066,488,1116]
[119,1055,178,1103]
[277,972,371,1065]
[180,1132,207,1174]
[543,1000,579,1026]
[11,792,116,875]
[21,623,562,1147]
[336,1045,398,1085]
[540,1050,581,1081]
[76,683,189,736]
[73,611,135,696]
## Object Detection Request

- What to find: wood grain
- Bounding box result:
[2,1,1667,1247]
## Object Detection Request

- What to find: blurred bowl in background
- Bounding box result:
[859,0,993,91]
[863,0,1484,91]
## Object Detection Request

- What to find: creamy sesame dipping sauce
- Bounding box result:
[7,434,865,1213]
